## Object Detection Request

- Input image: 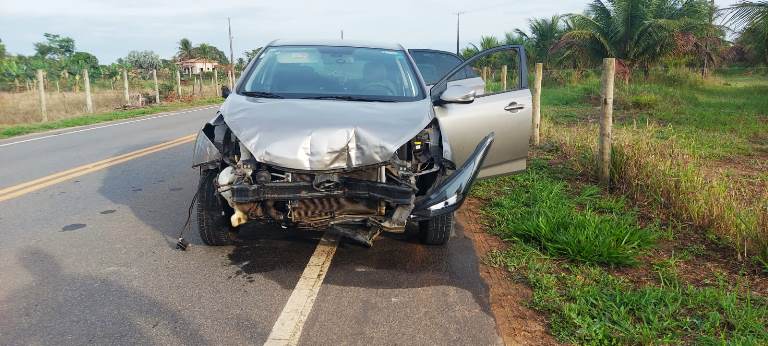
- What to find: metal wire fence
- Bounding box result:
[0,68,240,125]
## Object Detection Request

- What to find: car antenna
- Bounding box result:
[175,190,199,251]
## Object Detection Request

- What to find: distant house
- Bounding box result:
[177,58,219,75]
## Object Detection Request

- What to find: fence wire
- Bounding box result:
[0,68,239,125]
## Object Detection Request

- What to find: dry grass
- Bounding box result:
[0,84,221,125]
[542,121,768,265]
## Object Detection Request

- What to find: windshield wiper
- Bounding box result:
[301,95,395,102]
[241,91,284,99]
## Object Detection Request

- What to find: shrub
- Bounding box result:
[484,161,656,266]
[158,82,175,99]
[652,67,704,87]
[628,93,659,110]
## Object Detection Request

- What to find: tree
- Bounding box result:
[235,57,247,71]
[124,50,161,72]
[722,1,768,64]
[33,33,75,60]
[0,38,6,59]
[243,47,263,63]
[555,0,711,70]
[514,15,566,65]
[194,43,215,60]
[177,38,194,60]
[64,51,100,78]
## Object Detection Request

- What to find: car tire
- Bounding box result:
[418,212,454,245]
[197,169,234,246]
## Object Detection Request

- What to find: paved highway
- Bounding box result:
[0,106,502,345]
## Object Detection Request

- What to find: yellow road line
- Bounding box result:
[0,134,196,203]
[264,232,340,346]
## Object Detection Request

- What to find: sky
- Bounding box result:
[0,0,741,64]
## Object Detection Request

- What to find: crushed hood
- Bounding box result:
[219,95,434,171]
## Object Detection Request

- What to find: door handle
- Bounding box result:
[504,102,525,112]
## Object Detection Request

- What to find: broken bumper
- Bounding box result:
[412,132,494,219]
[229,178,415,205]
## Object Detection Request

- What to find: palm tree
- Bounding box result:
[195,43,215,73]
[177,38,194,61]
[555,0,708,71]
[514,15,565,65]
[722,1,768,64]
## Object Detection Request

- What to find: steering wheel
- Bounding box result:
[361,82,396,96]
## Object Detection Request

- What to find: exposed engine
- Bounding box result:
[207,121,444,243]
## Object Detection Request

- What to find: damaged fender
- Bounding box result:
[192,129,221,168]
[412,132,494,219]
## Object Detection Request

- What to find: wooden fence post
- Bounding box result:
[152,69,160,104]
[122,69,130,104]
[599,58,616,186]
[532,63,543,146]
[214,69,219,95]
[501,65,508,90]
[175,69,182,97]
[83,69,93,113]
[37,69,47,122]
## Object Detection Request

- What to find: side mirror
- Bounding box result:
[439,85,476,104]
[221,86,231,99]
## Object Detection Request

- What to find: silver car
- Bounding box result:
[192,40,531,246]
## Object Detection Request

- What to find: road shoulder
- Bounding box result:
[457,198,559,346]
[0,100,221,142]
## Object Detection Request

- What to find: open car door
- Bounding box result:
[430,45,531,178]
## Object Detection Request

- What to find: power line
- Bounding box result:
[453,2,511,54]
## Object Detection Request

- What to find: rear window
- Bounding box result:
[409,50,479,85]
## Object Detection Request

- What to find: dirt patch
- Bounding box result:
[458,198,560,346]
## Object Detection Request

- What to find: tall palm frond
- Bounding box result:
[722,1,768,28]
[554,0,712,70]
[721,1,768,63]
[177,38,194,60]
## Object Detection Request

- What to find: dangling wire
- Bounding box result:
[176,189,199,251]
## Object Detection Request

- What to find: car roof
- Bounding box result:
[268,39,405,51]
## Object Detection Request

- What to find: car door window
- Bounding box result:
[460,48,522,95]
[429,46,531,178]
[409,50,476,85]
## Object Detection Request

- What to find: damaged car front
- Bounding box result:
[192,41,529,247]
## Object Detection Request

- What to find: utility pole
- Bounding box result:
[455,11,464,55]
[228,17,235,75]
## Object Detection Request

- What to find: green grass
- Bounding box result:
[489,242,768,345]
[541,72,768,159]
[477,157,768,344]
[478,158,657,266]
[0,97,222,139]
[539,70,768,267]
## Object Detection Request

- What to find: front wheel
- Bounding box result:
[418,212,454,245]
[197,170,235,246]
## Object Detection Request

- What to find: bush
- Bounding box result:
[484,160,656,266]
[628,93,659,110]
[652,67,705,87]
[158,82,175,99]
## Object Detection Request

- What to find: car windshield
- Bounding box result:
[239,46,424,102]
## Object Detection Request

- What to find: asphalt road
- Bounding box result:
[0,106,502,345]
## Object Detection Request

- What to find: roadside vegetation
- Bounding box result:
[466,0,768,343]
[473,152,768,344]
[0,97,220,139]
[0,35,238,127]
